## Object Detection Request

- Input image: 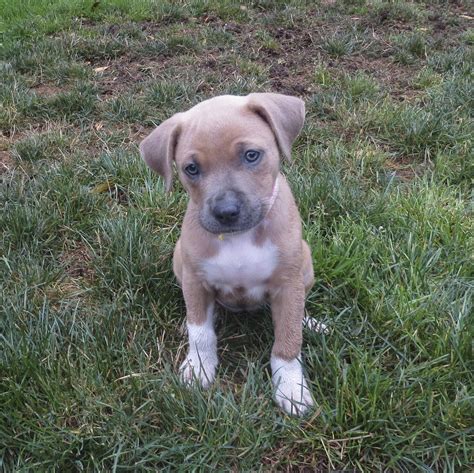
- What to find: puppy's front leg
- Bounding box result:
[179,271,217,389]
[271,278,314,416]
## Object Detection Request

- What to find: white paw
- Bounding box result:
[180,312,218,389]
[271,355,314,416]
[303,315,329,334]
[179,351,217,389]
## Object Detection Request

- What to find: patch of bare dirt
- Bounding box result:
[427,4,473,43]
[261,440,328,472]
[23,3,462,163]
[87,8,428,103]
[97,62,145,97]
[59,243,94,280]
[31,84,66,97]
[0,149,14,174]
[0,132,16,174]
[91,45,198,98]
[338,55,419,101]
[385,156,431,181]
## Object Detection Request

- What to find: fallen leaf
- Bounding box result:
[91,180,114,194]
[94,66,109,73]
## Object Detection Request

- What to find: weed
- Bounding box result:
[105,95,148,124]
[368,1,422,25]
[26,82,98,123]
[393,33,429,65]
[12,131,71,162]
[340,72,380,101]
[413,67,442,90]
[323,32,355,57]
[313,64,334,87]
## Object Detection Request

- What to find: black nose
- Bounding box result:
[212,192,241,224]
[213,202,241,224]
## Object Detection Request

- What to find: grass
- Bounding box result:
[1,0,473,471]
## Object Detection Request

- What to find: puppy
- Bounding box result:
[140,93,315,415]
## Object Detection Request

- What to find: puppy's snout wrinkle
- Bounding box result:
[212,190,242,224]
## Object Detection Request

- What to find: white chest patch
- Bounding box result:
[201,233,278,302]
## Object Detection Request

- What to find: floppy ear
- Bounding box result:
[247,93,305,160]
[139,114,182,192]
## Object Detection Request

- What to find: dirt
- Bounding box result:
[59,243,94,280]
[261,441,329,471]
[80,7,437,104]
[8,3,468,176]
[339,55,419,101]
[0,149,14,174]
[98,59,149,97]
[12,0,471,107]
[385,155,431,181]
[32,84,66,97]
[92,52,191,98]
[0,132,16,174]
[67,11,439,186]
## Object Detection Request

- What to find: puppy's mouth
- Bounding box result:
[198,204,265,235]
[199,217,262,235]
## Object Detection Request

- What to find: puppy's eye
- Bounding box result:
[244,150,261,163]
[184,163,200,177]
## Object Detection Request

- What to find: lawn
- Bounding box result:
[1,0,473,470]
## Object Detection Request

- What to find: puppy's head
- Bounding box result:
[140,93,304,234]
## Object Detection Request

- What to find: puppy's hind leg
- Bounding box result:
[301,240,329,334]
[302,240,314,294]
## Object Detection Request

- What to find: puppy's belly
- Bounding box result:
[200,233,278,311]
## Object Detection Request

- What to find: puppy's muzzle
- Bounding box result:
[199,188,263,234]
[212,190,241,225]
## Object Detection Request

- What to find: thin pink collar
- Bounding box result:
[265,175,280,216]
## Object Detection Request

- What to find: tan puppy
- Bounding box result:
[140,93,315,415]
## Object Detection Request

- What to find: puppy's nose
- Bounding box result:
[212,192,241,224]
[214,202,241,224]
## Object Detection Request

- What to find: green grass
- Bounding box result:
[1,0,473,471]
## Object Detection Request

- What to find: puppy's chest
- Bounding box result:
[200,235,278,301]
